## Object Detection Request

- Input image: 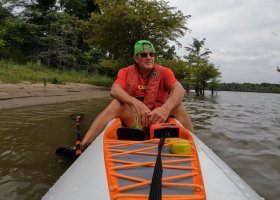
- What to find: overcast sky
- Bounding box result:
[167,0,280,83]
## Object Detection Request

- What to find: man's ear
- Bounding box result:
[133,55,138,63]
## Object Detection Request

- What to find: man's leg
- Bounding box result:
[81,99,136,147]
[170,102,194,132]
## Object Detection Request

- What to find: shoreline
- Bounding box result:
[0,83,111,110]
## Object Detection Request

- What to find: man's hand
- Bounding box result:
[147,103,171,125]
[146,83,185,126]
[131,98,151,128]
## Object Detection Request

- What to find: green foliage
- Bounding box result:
[158,45,179,60]
[95,59,124,77]
[208,77,220,95]
[84,0,190,61]
[51,77,60,84]
[219,83,280,93]
[0,60,113,86]
[157,59,188,80]
[22,6,83,68]
[184,38,220,96]
[1,0,195,87]
[60,0,100,19]
[184,38,211,65]
[0,0,103,70]
[157,58,192,91]
[0,3,25,61]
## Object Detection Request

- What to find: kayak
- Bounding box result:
[42,118,264,200]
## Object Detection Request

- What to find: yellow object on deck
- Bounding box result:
[169,138,191,155]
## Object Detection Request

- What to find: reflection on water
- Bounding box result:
[0,92,279,200]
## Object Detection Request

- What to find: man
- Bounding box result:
[81,40,193,147]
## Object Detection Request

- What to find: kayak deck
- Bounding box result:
[103,118,206,200]
[43,118,264,200]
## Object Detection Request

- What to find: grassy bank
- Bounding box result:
[0,60,113,86]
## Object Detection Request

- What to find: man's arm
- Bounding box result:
[148,82,194,132]
[162,82,185,111]
[147,82,184,124]
[111,84,151,126]
[110,84,135,106]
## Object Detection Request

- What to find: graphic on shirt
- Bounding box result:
[138,85,148,90]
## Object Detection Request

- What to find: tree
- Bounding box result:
[83,0,190,64]
[205,64,221,95]
[157,58,192,91]
[11,0,59,64]
[0,3,11,49]
[184,38,220,96]
[184,38,211,65]
[36,12,82,69]
[0,2,26,61]
[14,0,91,69]
[59,0,100,19]
[158,45,179,60]
[219,82,280,93]
[1,0,104,69]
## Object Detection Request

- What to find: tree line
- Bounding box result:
[219,83,280,94]
[1,0,220,96]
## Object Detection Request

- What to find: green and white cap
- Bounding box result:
[134,40,155,55]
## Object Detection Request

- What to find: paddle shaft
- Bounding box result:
[55,114,84,159]
[75,116,82,156]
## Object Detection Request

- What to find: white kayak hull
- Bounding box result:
[42,119,264,200]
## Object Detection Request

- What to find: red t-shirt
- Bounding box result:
[113,66,178,98]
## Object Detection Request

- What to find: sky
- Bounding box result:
[167,0,280,83]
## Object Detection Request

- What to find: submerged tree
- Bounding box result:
[184,38,220,96]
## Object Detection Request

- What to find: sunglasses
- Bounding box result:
[138,52,155,58]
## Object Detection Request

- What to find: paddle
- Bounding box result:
[55,114,84,159]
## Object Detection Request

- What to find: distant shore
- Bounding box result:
[0,83,111,110]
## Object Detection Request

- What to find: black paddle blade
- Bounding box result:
[117,128,147,141]
[56,146,76,159]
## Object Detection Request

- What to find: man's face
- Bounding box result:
[134,51,155,70]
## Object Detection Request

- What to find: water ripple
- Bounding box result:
[0,93,279,199]
[184,91,280,200]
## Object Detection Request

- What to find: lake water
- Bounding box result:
[0,91,279,200]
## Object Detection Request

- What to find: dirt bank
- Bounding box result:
[0,83,111,110]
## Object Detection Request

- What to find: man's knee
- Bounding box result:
[108,99,121,108]
[119,104,137,128]
[101,99,122,118]
[105,100,135,124]
[170,102,187,116]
